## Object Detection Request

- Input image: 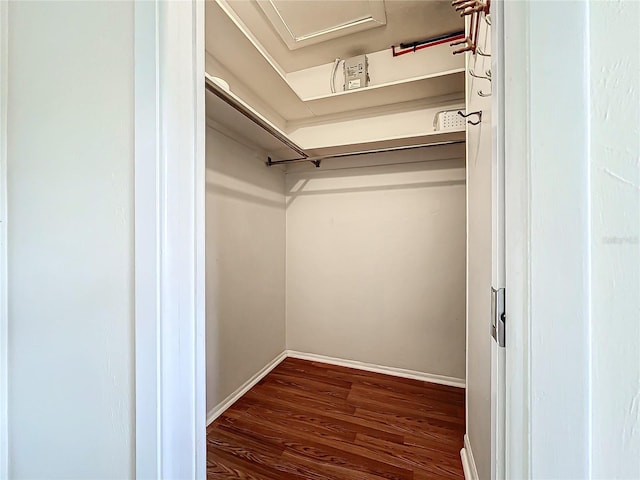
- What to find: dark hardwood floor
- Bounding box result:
[207,357,465,479]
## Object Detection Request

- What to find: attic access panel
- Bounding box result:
[257,0,386,50]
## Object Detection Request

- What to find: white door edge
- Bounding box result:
[134,1,206,478]
[491,1,506,479]
[0,1,9,477]
[503,1,532,477]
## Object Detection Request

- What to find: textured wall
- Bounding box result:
[589,1,640,476]
[7,2,134,477]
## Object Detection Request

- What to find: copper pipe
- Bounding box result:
[460,5,486,16]
[450,36,471,47]
[453,43,474,55]
[474,10,481,49]
[472,11,480,53]
[456,0,489,15]
[455,1,479,12]
[451,37,473,55]
[453,0,479,6]
[449,0,489,56]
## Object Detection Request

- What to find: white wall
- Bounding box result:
[503,1,640,476]
[7,1,134,478]
[589,1,640,476]
[205,126,286,414]
[285,149,466,380]
[464,15,492,480]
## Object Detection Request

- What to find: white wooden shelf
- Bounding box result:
[303,69,465,116]
[206,73,465,164]
[303,129,466,158]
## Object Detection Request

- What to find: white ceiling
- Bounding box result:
[218,0,463,72]
[263,1,382,39]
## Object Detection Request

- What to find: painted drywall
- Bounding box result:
[286,147,466,380]
[464,14,492,480]
[6,1,134,478]
[589,1,640,476]
[205,126,286,414]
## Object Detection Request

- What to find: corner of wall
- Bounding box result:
[206,350,287,426]
[283,167,291,353]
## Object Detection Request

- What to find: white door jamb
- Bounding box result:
[0,1,9,477]
[134,1,206,478]
[491,0,506,477]
[503,1,532,477]
[505,1,593,477]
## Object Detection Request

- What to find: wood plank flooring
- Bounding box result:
[207,358,465,479]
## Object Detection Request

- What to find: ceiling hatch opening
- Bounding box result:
[257,0,387,50]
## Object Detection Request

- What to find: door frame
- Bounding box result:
[504,1,593,477]
[502,1,531,477]
[132,0,534,478]
[134,1,206,478]
[0,2,534,479]
[0,1,8,477]
[490,0,506,477]
[139,0,542,478]
[131,1,595,479]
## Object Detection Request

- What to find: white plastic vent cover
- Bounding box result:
[258,0,387,50]
[434,110,466,131]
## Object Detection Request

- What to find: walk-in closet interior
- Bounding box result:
[205,0,494,478]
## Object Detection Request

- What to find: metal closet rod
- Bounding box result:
[205,78,308,158]
[267,140,466,167]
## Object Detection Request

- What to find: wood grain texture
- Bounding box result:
[207,358,465,479]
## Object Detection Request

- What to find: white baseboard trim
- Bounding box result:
[206,350,287,426]
[286,350,466,389]
[206,350,465,426]
[460,434,479,480]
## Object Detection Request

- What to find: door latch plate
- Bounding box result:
[491,287,506,347]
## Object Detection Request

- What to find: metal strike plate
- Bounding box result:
[491,287,506,347]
